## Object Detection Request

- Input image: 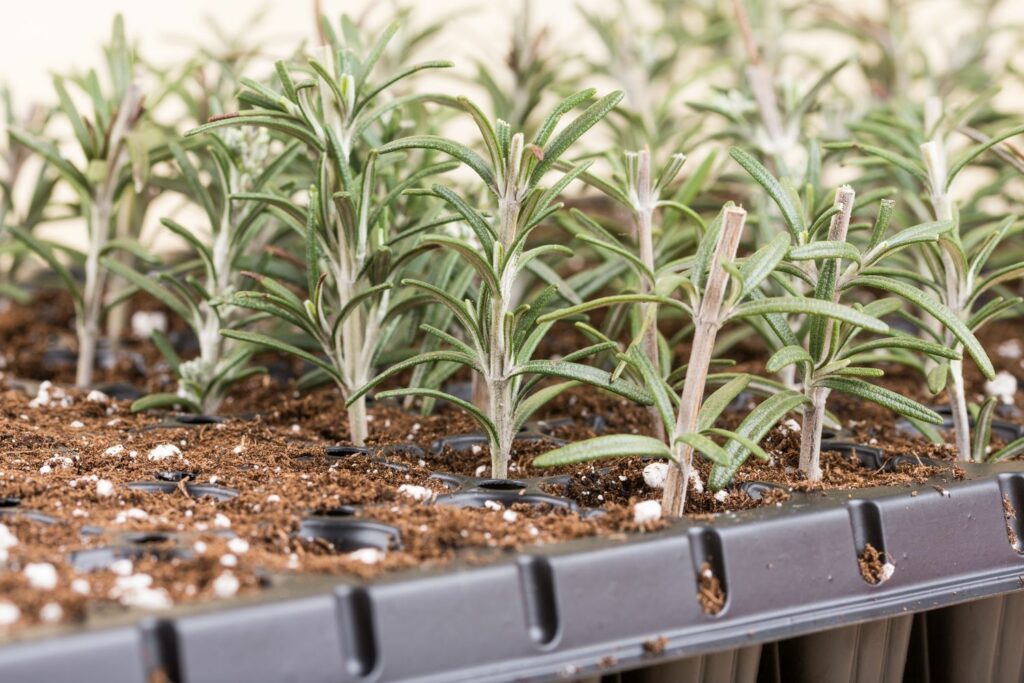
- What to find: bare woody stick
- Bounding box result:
[798,185,855,481]
[730,0,787,165]
[632,148,666,441]
[662,206,747,518]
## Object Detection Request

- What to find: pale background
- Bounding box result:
[4,0,1023,102]
[2,0,1022,248]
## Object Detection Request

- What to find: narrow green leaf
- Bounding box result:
[989,436,1024,463]
[704,427,771,462]
[532,434,672,467]
[820,377,942,423]
[740,233,790,296]
[788,241,862,263]
[853,274,994,379]
[221,329,340,380]
[729,147,804,237]
[766,345,813,374]
[378,135,495,188]
[530,90,623,185]
[947,124,1024,188]
[697,374,751,432]
[675,432,729,465]
[131,393,201,414]
[972,396,998,463]
[347,350,479,404]
[708,391,807,489]
[626,345,675,435]
[511,360,652,405]
[731,297,889,334]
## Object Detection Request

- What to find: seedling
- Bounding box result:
[103,133,297,415]
[187,22,456,445]
[9,16,156,387]
[555,148,691,437]
[0,91,56,304]
[351,90,665,479]
[828,95,1018,460]
[537,206,813,515]
[473,0,566,136]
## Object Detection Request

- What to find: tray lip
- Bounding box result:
[1,457,1024,683]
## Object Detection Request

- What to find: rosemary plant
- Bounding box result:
[103,133,297,415]
[731,146,995,474]
[553,148,690,438]
[472,0,566,136]
[537,205,812,515]
[188,21,454,445]
[9,16,156,387]
[0,92,56,304]
[351,90,664,479]
[828,96,1018,460]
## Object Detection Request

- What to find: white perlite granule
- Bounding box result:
[349,548,385,565]
[985,371,1019,405]
[24,563,58,590]
[29,381,72,409]
[110,574,172,609]
[147,444,182,462]
[689,468,705,494]
[96,479,114,497]
[227,538,249,555]
[996,339,1023,360]
[643,462,669,489]
[212,571,240,598]
[114,508,148,524]
[131,310,168,339]
[398,484,432,502]
[39,603,63,623]
[0,603,20,626]
[0,523,19,562]
[633,500,663,524]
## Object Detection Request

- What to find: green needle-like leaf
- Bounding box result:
[533,434,672,467]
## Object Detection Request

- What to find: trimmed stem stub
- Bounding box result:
[663,206,748,518]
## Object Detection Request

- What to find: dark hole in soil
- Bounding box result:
[123,532,175,545]
[376,443,425,459]
[313,506,358,517]
[297,517,401,552]
[174,414,225,426]
[428,473,464,489]
[92,382,145,400]
[155,470,198,483]
[326,445,370,458]
[127,481,239,502]
[477,479,528,491]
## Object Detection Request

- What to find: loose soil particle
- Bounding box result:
[642,636,668,656]
[857,543,889,585]
[697,561,726,615]
[1003,495,1020,548]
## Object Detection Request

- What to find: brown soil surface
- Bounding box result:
[0,291,1017,636]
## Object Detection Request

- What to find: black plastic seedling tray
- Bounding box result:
[3,449,1024,683]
